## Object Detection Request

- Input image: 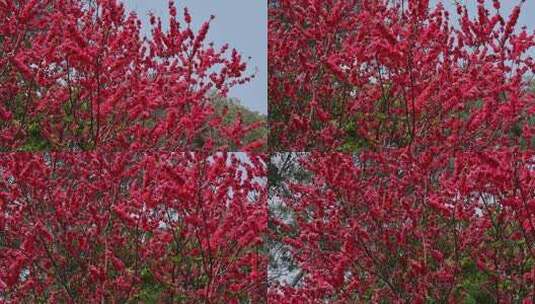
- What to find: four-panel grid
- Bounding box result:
[1,0,535,303]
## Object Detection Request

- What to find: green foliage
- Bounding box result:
[20,121,51,151]
[457,258,495,304]
[339,120,371,152]
[133,266,167,304]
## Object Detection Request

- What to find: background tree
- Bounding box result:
[267,153,310,287]
[211,93,267,151]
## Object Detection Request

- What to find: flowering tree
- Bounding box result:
[1,0,264,151]
[269,0,535,151]
[0,152,267,303]
[269,151,535,303]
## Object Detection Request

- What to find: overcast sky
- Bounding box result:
[430,0,535,33]
[433,0,535,58]
[123,0,267,115]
